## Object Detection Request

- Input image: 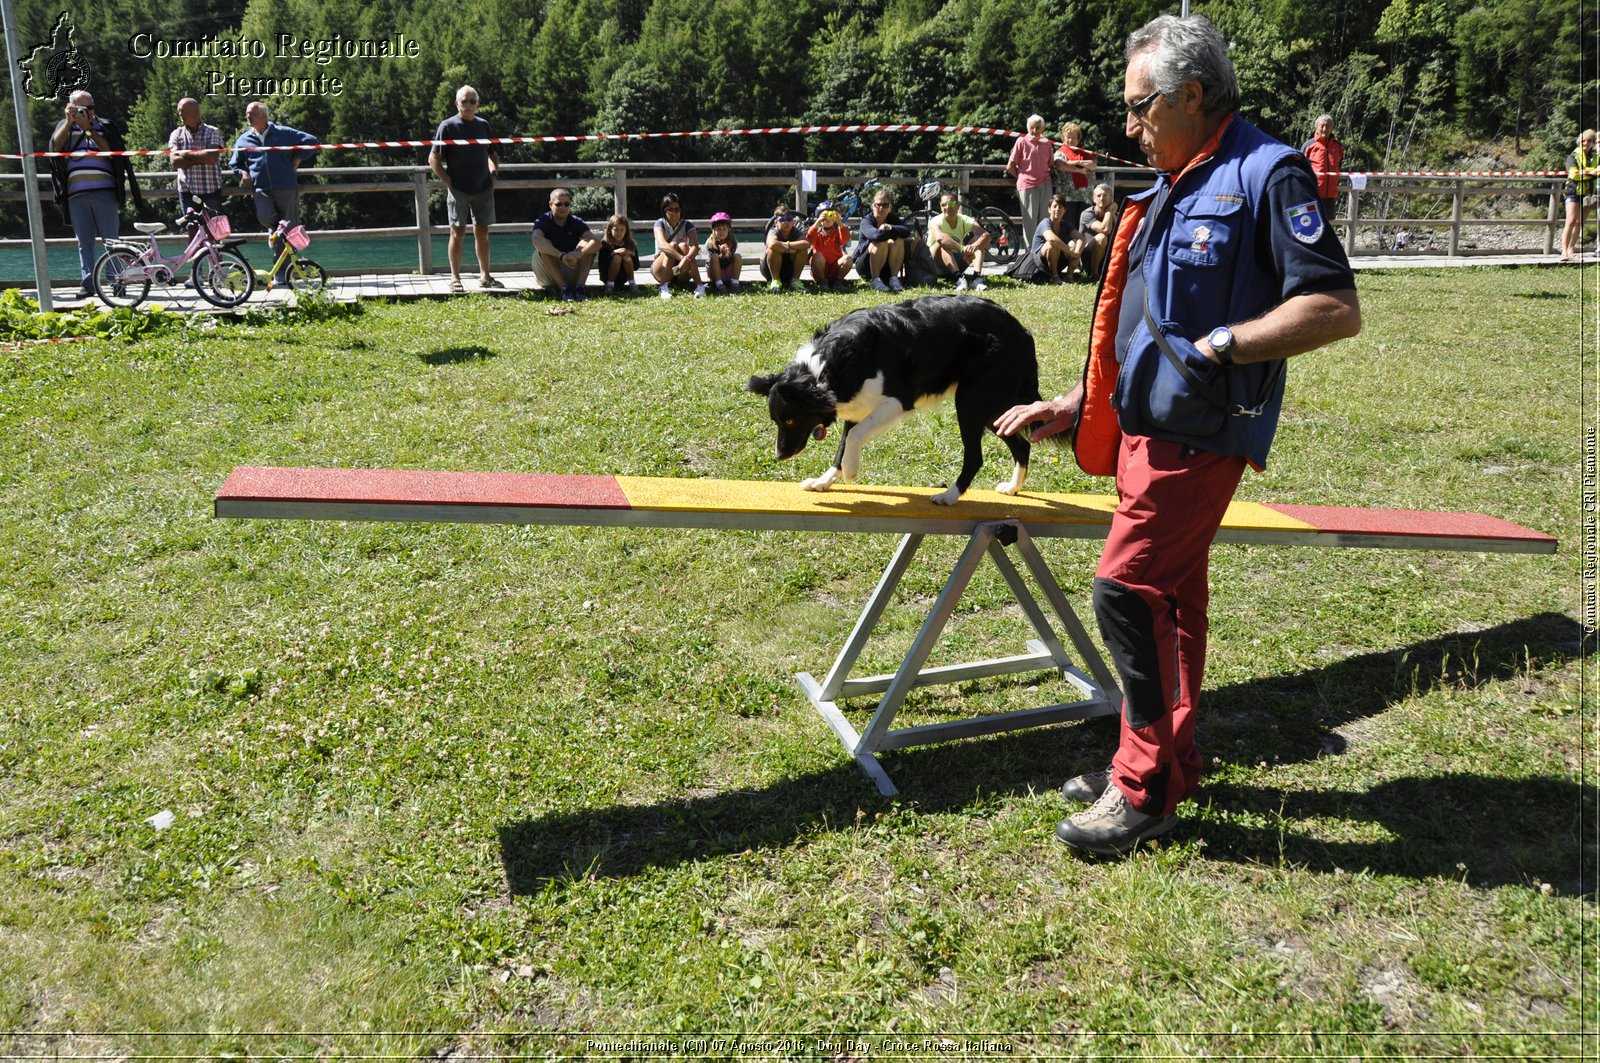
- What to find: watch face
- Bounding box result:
[1210,326,1232,350]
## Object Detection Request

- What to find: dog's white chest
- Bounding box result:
[834,372,892,423]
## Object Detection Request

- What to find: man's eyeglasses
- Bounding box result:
[553,200,573,207]
[1127,88,1161,119]
[460,98,478,104]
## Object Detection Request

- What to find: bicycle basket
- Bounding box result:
[285,225,311,251]
[204,214,232,241]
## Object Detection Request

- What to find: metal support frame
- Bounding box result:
[797,520,1122,795]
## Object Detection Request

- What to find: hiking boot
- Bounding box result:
[1060,765,1112,804]
[1054,782,1178,856]
[870,277,891,292]
[887,276,904,292]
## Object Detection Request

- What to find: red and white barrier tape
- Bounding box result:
[4,121,1592,179]
[5,123,1027,159]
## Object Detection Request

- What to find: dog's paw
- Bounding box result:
[838,456,861,483]
[801,468,840,491]
[995,479,1021,496]
[931,485,962,506]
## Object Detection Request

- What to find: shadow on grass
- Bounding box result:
[421,346,498,365]
[1194,773,1594,896]
[500,612,1589,894]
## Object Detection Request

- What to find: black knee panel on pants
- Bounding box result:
[1092,576,1169,730]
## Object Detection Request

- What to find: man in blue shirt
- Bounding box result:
[228,101,319,234]
[530,188,599,301]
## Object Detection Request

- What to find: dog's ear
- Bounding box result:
[748,373,779,396]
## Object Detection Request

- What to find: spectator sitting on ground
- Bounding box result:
[1006,114,1055,252]
[651,193,703,299]
[1031,193,1081,282]
[762,203,810,291]
[530,187,599,302]
[705,212,743,293]
[806,203,853,291]
[854,189,911,292]
[926,191,990,291]
[1078,182,1117,279]
[428,84,501,293]
[599,214,639,295]
[1053,120,1096,193]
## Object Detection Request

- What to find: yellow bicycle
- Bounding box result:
[256,220,329,292]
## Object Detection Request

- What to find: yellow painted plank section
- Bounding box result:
[615,477,1318,533]
[616,476,1116,525]
[1221,500,1319,533]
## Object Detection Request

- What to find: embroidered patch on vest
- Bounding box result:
[1190,225,1212,253]
[1286,201,1324,244]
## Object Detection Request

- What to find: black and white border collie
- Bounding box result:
[748,295,1042,505]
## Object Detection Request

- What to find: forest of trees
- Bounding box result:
[3,0,1595,231]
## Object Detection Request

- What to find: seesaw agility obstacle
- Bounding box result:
[215,467,1556,796]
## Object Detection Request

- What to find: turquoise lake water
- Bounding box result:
[1,229,775,283]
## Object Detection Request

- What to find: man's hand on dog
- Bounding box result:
[995,385,1083,442]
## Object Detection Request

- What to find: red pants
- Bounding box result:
[1093,435,1247,816]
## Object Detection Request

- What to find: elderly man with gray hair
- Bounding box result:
[429,84,502,292]
[228,101,318,235]
[996,14,1361,856]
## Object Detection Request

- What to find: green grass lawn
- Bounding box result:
[0,269,1591,1059]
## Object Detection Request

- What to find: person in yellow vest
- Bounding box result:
[1562,129,1597,261]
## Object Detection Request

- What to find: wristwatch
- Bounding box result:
[1207,325,1235,365]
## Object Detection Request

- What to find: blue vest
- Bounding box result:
[1114,116,1297,469]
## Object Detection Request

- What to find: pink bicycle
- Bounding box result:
[91,202,256,309]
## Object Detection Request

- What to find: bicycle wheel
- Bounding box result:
[977,207,1020,264]
[193,248,256,308]
[285,257,329,293]
[91,248,149,308]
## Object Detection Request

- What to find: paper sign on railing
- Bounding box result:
[800,169,818,193]
[1350,173,1368,190]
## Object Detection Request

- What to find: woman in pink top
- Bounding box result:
[1006,114,1055,251]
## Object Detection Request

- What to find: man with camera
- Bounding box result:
[49,90,144,298]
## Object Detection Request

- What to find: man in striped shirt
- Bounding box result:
[50,90,136,297]
[168,98,224,214]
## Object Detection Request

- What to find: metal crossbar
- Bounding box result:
[796,521,1121,795]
